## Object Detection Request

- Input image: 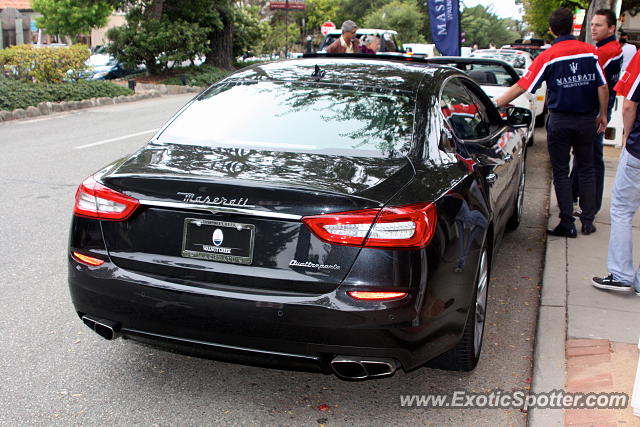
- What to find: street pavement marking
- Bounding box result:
[74,128,160,149]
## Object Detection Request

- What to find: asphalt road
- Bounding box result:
[0,95,551,426]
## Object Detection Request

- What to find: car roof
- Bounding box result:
[226,55,455,93]
[426,56,520,80]
[473,48,532,57]
[326,29,398,36]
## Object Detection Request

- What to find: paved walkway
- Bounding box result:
[530,146,640,426]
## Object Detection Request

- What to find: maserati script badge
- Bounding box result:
[177,192,256,208]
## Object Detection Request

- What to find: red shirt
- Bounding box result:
[614,50,640,159]
[596,35,623,104]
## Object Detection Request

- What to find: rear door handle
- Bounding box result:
[486,173,497,184]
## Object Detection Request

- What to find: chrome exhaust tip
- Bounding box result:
[81,315,121,340]
[331,356,397,380]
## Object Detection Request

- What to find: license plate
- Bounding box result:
[181,218,255,265]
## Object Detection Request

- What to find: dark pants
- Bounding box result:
[570,107,611,214]
[547,112,596,226]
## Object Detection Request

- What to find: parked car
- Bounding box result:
[68,55,529,379]
[470,49,547,126]
[83,53,143,80]
[318,29,403,53]
[427,57,537,146]
[404,43,436,57]
[502,38,549,59]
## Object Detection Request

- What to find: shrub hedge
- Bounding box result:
[0,79,133,111]
[0,44,90,83]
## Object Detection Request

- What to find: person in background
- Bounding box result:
[495,7,608,238]
[326,20,360,54]
[360,35,380,54]
[620,31,637,71]
[592,49,640,293]
[571,9,622,217]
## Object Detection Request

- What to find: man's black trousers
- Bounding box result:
[570,107,612,214]
[547,112,596,226]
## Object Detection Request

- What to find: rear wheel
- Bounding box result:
[428,248,489,371]
[527,130,535,147]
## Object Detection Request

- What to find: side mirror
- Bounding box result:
[504,106,532,128]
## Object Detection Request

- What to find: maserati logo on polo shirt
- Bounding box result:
[569,62,579,74]
[212,228,224,246]
[620,71,630,83]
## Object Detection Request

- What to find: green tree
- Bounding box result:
[522,0,589,38]
[104,0,267,72]
[334,0,389,28]
[106,3,209,74]
[262,22,300,55]
[363,0,426,43]
[304,0,340,36]
[461,5,520,48]
[233,5,270,57]
[32,0,115,43]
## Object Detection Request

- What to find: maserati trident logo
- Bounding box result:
[212,228,224,246]
[569,62,579,74]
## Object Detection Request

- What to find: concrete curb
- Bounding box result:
[528,183,566,426]
[0,90,163,123]
[111,81,203,95]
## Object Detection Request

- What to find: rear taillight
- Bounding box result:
[72,252,105,266]
[348,291,408,301]
[73,176,139,221]
[302,203,437,249]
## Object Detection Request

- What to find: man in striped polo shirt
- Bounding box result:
[571,9,623,216]
[592,49,640,293]
[496,8,609,238]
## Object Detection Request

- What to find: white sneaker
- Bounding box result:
[573,202,582,217]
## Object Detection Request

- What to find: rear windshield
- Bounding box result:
[156,81,416,159]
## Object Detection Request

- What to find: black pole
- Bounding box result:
[458,0,462,56]
[285,0,289,58]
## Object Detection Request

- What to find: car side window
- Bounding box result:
[440,79,490,141]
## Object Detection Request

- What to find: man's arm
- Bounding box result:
[622,98,638,146]
[596,84,609,133]
[325,39,340,53]
[495,84,525,107]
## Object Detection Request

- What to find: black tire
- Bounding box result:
[506,159,526,231]
[427,248,489,371]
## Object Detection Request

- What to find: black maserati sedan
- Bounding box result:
[68,55,530,380]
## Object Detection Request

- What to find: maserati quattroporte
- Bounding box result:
[69,55,530,379]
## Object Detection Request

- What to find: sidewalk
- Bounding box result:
[530,146,640,426]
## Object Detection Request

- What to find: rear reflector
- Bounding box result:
[302,203,437,249]
[348,291,408,301]
[72,252,105,266]
[73,176,139,221]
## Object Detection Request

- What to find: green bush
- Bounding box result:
[0,79,132,111]
[0,44,91,83]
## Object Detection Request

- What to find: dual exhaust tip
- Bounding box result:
[81,315,121,340]
[330,356,398,379]
[81,315,398,379]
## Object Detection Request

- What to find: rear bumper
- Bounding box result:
[68,258,455,372]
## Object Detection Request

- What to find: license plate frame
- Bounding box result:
[181,218,255,265]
